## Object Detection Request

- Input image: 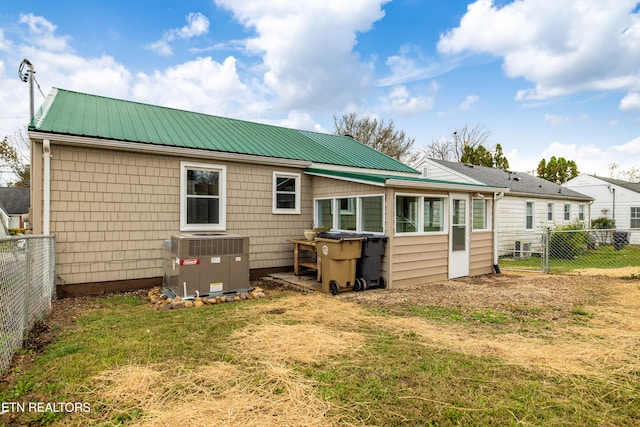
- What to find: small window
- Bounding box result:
[547,203,554,222]
[396,196,418,233]
[273,172,301,214]
[424,198,444,232]
[631,207,640,229]
[525,201,534,230]
[564,204,571,221]
[361,196,384,233]
[472,199,488,231]
[578,204,585,221]
[181,162,226,231]
[338,197,357,230]
[316,199,333,229]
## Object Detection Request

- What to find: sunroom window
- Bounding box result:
[396,195,447,234]
[315,195,384,233]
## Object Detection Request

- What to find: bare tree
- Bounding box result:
[451,124,491,161]
[333,112,417,163]
[421,124,493,162]
[0,127,30,187]
[422,136,452,161]
[608,162,640,182]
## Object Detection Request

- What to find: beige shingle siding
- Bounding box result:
[46,143,312,286]
[51,145,179,284]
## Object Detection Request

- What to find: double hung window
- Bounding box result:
[181,162,226,231]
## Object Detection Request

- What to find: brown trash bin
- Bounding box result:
[316,234,363,295]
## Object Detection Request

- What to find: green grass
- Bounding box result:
[501,244,640,274]
[1,292,639,426]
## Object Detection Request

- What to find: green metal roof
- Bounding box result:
[305,168,507,190]
[31,88,418,174]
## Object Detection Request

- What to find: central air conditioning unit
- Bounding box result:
[164,233,250,298]
[513,241,532,259]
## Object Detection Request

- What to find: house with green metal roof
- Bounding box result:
[29,88,506,297]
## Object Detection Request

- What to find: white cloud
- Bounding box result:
[380,85,434,115]
[379,44,462,87]
[133,56,263,118]
[544,113,570,126]
[619,92,640,111]
[509,140,640,177]
[267,110,326,133]
[18,13,71,52]
[438,0,640,101]
[612,137,640,155]
[147,12,210,56]
[214,0,389,111]
[459,95,479,110]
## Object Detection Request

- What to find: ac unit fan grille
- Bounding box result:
[188,238,245,256]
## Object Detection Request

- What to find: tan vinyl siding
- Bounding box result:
[43,143,312,286]
[390,234,448,287]
[470,231,493,276]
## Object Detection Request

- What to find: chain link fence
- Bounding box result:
[498,229,640,275]
[0,235,56,374]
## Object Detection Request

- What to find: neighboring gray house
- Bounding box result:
[564,174,640,243]
[0,187,30,230]
[414,158,594,258]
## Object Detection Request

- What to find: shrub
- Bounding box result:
[549,221,590,259]
[590,217,615,245]
[591,217,615,229]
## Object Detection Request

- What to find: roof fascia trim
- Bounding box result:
[304,170,387,187]
[386,178,508,193]
[29,131,312,168]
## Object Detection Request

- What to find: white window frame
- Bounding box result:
[578,204,585,221]
[472,198,491,231]
[314,194,385,234]
[272,172,301,214]
[180,161,227,232]
[525,201,535,231]
[564,204,571,222]
[631,207,640,229]
[395,193,449,236]
[547,203,554,222]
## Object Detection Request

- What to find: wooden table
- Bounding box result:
[290,239,321,281]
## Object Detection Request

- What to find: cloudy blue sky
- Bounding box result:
[1,0,639,176]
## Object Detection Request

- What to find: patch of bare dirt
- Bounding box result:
[334,273,640,377]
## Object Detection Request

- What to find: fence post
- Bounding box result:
[544,229,550,273]
[22,239,31,337]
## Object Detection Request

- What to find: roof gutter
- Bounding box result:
[506,190,593,201]
[28,131,312,169]
[386,178,508,193]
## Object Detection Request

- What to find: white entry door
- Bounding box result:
[449,193,470,278]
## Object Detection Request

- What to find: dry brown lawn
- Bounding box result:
[9,271,639,426]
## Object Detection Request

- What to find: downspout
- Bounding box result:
[492,192,505,273]
[43,139,51,235]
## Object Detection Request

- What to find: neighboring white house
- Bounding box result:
[0,187,30,230]
[414,158,594,258]
[563,174,640,244]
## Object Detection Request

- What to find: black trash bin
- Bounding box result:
[613,231,630,250]
[355,235,388,291]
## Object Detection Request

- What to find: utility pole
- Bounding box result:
[18,59,35,123]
